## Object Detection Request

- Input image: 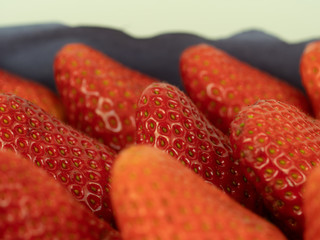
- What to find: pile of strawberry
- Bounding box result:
[1,39,320,240]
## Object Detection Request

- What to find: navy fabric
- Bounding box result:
[0,23,319,93]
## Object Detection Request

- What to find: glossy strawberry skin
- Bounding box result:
[0,93,117,223]
[230,99,320,239]
[54,43,156,151]
[180,44,311,133]
[111,145,287,240]
[304,166,320,240]
[0,150,121,240]
[0,69,65,120]
[136,82,262,213]
[300,41,320,118]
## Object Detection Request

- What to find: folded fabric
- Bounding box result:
[0,23,318,92]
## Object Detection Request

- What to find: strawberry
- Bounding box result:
[300,40,320,119]
[136,82,262,213]
[0,93,117,223]
[110,145,287,240]
[0,69,65,120]
[303,166,320,240]
[54,43,157,151]
[180,44,311,133]
[229,99,320,239]
[0,150,121,240]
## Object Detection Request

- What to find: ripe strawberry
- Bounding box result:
[54,43,157,151]
[304,166,320,240]
[229,99,320,239]
[0,69,65,120]
[111,145,287,240]
[136,82,262,213]
[300,40,320,119]
[180,44,311,133]
[0,93,117,223]
[0,150,121,240]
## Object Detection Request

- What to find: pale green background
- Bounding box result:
[1,0,319,43]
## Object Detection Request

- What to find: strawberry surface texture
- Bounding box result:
[0,93,117,223]
[180,44,311,133]
[304,166,320,240]
[110,145,287,240]
[300,40,320,119]
[0,150,121,240]
[0,69,65,120]
[136,82,263,213]
[230,99,320,239]
[54,43,157,151]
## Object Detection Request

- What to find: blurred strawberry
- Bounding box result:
[0,93,117,223]
[304,166,320,240]
[136,82,262,213]
[0,150,121,240]
[180,44,311,133]
[54,43,157,151]
[0,69,65,120]
[230,99,320,239]
[111,145,287,240]
[300,40,320,118]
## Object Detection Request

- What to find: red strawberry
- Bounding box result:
[229,99,320,239]
[300,40,320,119]
[0,150,121,240]
[0,93,116,223]
[304,166,320,240]
[0,69,65,120]
[54,43,157,151]
[180,44,311,133]
[111,145,287,240]
[136,82,262,213]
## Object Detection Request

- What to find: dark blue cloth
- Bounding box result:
[0,23,319,93]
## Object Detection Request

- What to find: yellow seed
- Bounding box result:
[256,157,264,162]
[279,159,286,165]
[61,176,66,182]
[212,89,219,95]
[203,76,209,81]
[265,168,273,174]
[293,205,300,211]
[269,148,275,154]
[220,106,227,112]
[228,93,234,99]
[285,191,292,197]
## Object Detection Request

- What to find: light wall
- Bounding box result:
[1,0,319,43]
